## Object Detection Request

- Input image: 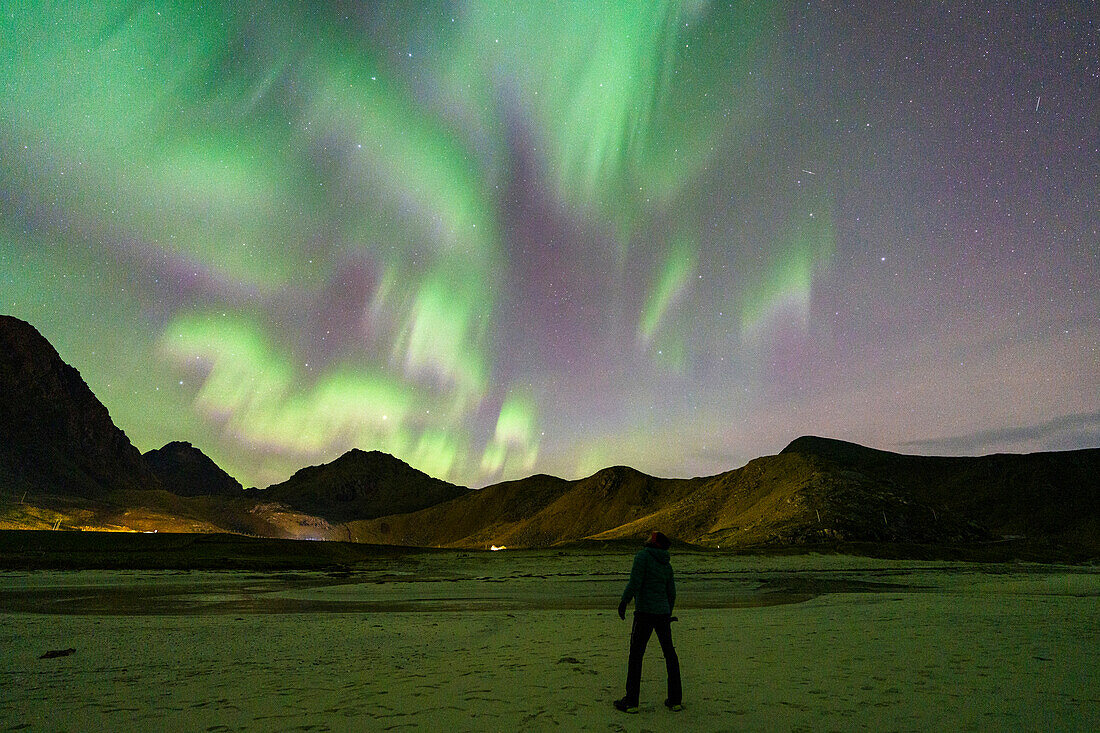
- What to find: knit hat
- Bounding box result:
[646,531,671,550]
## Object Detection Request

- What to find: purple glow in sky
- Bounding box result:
[2,2,1097,488]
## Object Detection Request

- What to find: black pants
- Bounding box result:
[624,612,682,705]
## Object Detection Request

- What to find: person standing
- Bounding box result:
[614,531,683,713]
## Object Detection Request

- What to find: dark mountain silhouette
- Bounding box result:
[0,315,160,498]
[2,314,1096,557]
[352,467,708,548]
[0,315,461,535]
[349,437,1099,554]
[259,449,470,523]
[779,435,1100,551]
[143,441,243,497]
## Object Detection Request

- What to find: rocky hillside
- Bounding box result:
[259,449,470,523]
[779,436,1100,550]
[0,315,160,498]
[0,316,457,535]
[143,441,243,497]
[3,314,1095,556]
[349,467,717,548]
[349,438,1099,553]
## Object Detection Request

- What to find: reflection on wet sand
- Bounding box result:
[3,552,1098,732]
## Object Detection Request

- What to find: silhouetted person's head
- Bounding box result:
[645,531,671,550]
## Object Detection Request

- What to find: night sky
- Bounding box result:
[2,2,1097,489]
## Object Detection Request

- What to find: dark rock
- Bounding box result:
[143,441,243,497]
[0,315,160,498]
[39,648,76,659]
[781,435,1100,550]
[347,438,1099,555]
[259,448,469,522]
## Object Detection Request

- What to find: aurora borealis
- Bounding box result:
[2,2,1097,489]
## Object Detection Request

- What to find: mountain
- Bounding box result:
[0,315,160,498]
[348,437,1100,553]
[0,316,331,539]
[260,449,470,523]
[143,441,244,497]
[0,315,462,535]
[350,468,704,548]
[779,435,1100,551]
[3,314,1096,556]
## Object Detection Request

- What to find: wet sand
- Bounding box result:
[2,550,1098,731]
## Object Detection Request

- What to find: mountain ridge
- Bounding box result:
[143,441,244,497]
[2,314,1096,557]
[347,436,1098,553]
[258,447,470,523]
[779,434,1100,549]
[0,315,160,499]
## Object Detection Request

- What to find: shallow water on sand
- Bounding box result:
[0,550,982,614]
[2,552,1098,731]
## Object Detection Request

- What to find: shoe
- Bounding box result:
[664,699,684,712]
[613,698,639,714]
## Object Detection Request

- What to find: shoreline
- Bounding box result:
[1,529,1094,571]
[3,555,1098,731]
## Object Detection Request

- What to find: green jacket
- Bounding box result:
[620,546,675,615]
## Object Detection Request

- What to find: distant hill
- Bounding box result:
[350,468,707,548]
[0,316,335,539]
[259,449,470,523]
[0,315,160,498]
[143,441,243,497]
[779,435,1100,552]
[349,437,1099,554]
[2,314,1096,558]
[0,316,463,536]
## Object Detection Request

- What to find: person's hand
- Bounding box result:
[617,602,627,620]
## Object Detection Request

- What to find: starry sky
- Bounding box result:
[2,2,1097,489]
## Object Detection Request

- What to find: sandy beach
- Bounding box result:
[2,550,1098,731]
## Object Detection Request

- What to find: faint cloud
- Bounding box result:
[901,410,1100,455]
